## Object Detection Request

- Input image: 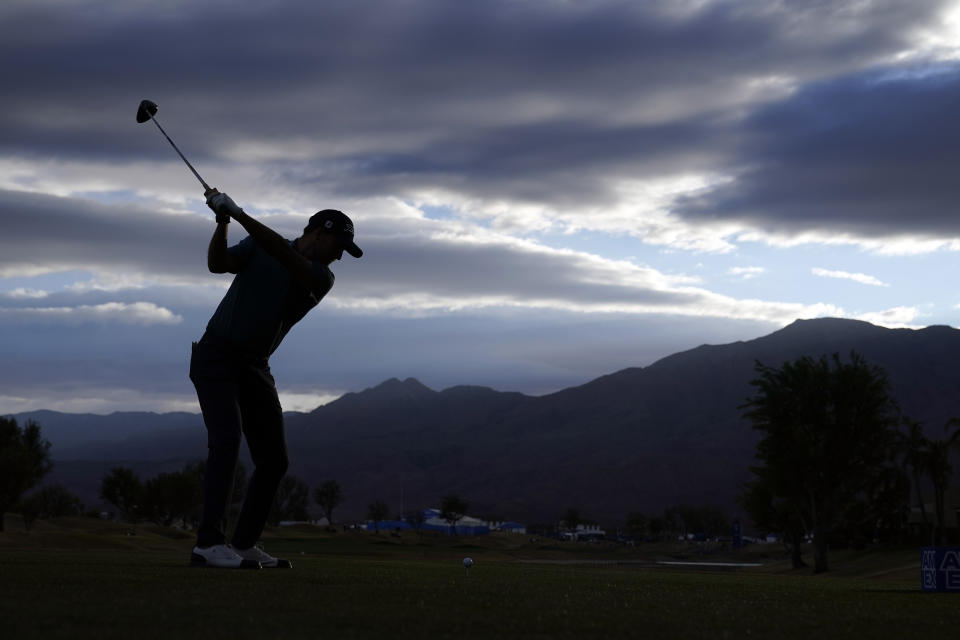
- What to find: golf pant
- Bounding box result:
[190,339,289,549]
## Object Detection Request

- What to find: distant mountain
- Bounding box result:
[12,318,960,527]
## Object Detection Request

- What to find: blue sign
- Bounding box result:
[921,547,960,592]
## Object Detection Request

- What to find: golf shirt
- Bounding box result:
[202,235,334,359]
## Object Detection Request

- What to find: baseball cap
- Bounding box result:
[307,209,362,258]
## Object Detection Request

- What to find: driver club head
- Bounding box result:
[136,99,158,123]
[134,98,212,191]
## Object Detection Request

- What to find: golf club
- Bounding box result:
[136,99,212,192]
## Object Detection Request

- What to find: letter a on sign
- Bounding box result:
[940,550,960,571]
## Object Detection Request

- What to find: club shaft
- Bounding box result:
[150,118,210,191]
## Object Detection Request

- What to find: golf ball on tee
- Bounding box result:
[463,557,473,568]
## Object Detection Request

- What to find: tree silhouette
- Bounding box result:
[624,511,648,541]
[408,509,427,537]
[741,480,807,568]
[898,419,932,544]
[100,467,144,523]
[20,483,83,530]
[741,352,903,573]
[313,480,343,525]
[1,417,52,532]
[140,464,203,528]
[268,475,310,526]
[562,507,582,538]
[366,499,389,533]
[647,515,666,541]
[440,494,468,535]
[926,419,960,545]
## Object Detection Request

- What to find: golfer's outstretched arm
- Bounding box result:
[226,208,314,291]
[207,221,238,273]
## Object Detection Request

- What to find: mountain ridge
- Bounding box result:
[11,318,960,526]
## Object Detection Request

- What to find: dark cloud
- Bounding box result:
[317,118,724,207]
[344,234,695,307]
[1,0,951,213]
[0,189,701,312]
[674,63,960,238]
[0,190,210,278]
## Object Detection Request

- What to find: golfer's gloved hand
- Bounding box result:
[205,190,242,223]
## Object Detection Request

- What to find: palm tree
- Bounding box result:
[926,419,960,545]
[899,420,932,544]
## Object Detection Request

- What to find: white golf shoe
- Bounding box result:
[233,545,293,569]
[190,544,262,569]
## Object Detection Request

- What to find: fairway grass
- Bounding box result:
[2,519,959,638]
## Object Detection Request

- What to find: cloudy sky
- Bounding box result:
[3,0,960,414]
